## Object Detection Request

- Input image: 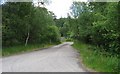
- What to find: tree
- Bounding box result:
[69,2,120,55]
[2,2,33,46]
[2,2,60,47]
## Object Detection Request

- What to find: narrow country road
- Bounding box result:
[2,42,87,72]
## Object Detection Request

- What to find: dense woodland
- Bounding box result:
[55,2,120,55]
[1,1,120,72]
[68,2,120,72]
[69,2,120,55]
[2,2,61,47]
[56,2,120,72]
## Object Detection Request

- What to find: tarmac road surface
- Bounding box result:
[2,42,87,72]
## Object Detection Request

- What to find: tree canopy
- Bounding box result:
[69,2,120,55]
[2,2,60,47]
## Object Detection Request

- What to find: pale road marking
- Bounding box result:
[2,42,87,72]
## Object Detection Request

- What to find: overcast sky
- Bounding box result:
[46,0,88,18]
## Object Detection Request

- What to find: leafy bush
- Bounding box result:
[70,2,120,55]
[2,2,60,47]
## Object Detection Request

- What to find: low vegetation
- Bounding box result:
[2,43,56,56]
[73,41,118,72]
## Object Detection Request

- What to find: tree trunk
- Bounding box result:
[25,32,29,46]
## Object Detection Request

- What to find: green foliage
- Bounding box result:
[73,41,118,72]
[55,18,70,38]
[46,25,61,43]
[2,2,33,46]
[2,43,55,56]
[70,2,120,55]
[70,2,120,72]
[2,2,60,47]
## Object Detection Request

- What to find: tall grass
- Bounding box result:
[2,43,54,56]
[73,41,118,72]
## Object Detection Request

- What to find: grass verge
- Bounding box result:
[2,43,56,57]
[72,41,118,72]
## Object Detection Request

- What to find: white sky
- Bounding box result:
[46,0,88,18]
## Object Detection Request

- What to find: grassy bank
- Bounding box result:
[2,43,56,56]
[0,49,1,57]
[73,41,118,72]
